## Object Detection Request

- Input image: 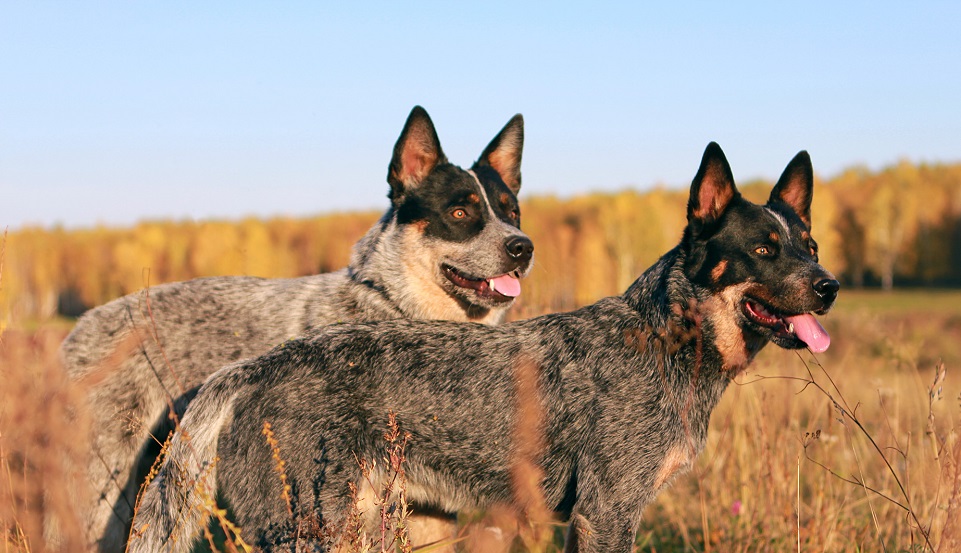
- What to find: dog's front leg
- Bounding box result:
[563,512,592,552]
[563,507,637,552]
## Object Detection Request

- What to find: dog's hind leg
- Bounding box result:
[81,373,177,552]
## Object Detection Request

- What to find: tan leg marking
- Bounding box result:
[653,445,693,490]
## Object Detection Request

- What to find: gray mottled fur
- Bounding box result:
[130,143,838,552]
[60,106,530,552]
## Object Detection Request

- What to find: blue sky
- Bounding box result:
[3,2,960,229]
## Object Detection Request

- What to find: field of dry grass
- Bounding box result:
[2,289,960,552]
[642,292,961,552]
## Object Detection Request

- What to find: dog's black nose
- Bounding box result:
[505,236,534,261]
[814,279,840,301]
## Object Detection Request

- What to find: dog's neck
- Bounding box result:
[615,245,736,463]
[623,245,737,391]
[622,246,685,324]
[348,210,393,274]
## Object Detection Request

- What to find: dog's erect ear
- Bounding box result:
[769,151,814,227]
[688,142,739,233]
[387,106,448,202]
[473,114,524,195]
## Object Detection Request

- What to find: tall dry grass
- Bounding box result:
[642,305,961,552]
[1,230,88,552]
[0,325,91,552]
[2,283,960,551]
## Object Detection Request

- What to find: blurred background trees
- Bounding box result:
[3,160,960,323]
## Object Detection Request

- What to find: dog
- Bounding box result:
[129,142,839,552]
[60,105,533,552]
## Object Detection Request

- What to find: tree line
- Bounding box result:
[3,160,960,322]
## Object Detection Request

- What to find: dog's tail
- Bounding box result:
[126,362,248,553]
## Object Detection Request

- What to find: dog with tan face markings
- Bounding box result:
[61,105,533,552]
[129,142,837,553]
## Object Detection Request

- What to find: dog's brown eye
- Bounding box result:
[755,245,772,256]
[508,210,519,221]
[451,208,467,219]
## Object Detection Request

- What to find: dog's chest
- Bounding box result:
[646,372,728,493]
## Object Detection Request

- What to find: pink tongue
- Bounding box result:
[785,314,830,353]
[490,274,521,297]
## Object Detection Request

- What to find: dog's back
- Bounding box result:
[62,268,394,406]
[63,106,532,552]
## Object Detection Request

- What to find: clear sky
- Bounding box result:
[3,1,960,230]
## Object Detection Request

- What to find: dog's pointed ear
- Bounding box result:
[473,114,524,195]
[769,151,813,227]
[387,106,448,203]
[688,142,739,233]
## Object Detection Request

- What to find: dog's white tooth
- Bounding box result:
[489,279,496,293]
[788,322,795,334]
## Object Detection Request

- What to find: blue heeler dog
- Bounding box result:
[129,142,838,552]
[60,106,533,551]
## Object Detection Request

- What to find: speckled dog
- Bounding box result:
[61,106,533,552]
[130,143,838,552]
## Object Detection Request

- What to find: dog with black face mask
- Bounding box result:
[130,142,837,552]
[61,106,533,552]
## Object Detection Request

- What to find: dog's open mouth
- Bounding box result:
[442,265,522,302]
[742,298,831,352]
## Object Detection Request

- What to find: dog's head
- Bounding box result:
[682,143,838,361]
[381,106,534,320]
